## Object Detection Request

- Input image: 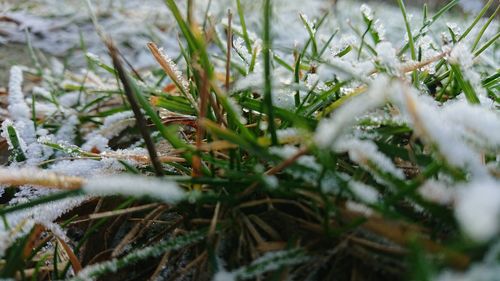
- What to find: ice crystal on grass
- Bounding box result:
[346,201,375,217]
[418,180,455,205]
[84,175,185,204]
[233,37,253,66]
[335,138,405,181]
[349,181,380,204]
[7,66,31,121]
[156,47,190,94]
[315,76,390,147]
[455,179,500,242]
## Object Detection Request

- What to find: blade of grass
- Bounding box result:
[236,0,252,53]
[294,54,302,107]
[398,0,459,56]
[263,0,278,145]
[471,4,499,51]
[458,0,495,42]
[396,0,418,85]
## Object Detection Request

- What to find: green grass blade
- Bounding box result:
[263,0,278,145]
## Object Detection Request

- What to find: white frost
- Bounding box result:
[455,179,500,242]
[84,175,185,204]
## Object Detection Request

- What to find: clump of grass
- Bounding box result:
[0,0,499,280]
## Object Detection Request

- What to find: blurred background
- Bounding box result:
[0,0,495,85]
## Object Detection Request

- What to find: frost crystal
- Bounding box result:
[157,47,190,94]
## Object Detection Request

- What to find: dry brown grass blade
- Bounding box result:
[112,205,168,257]
[22,224,45,259]
[347,235,407,255]
[0,168,83,190]
[241,214,266,245]
[341,208,470,269]
[256,241,287,253]
[104,152,186,164]
[208,202,221,238]
[57,237,83,274]
[399,50,450,73]
[147,42,197,109]
[70,203,159,224]
[199,140,238,151]
[15,263,68,280]
[248,214,282,241]
[175,251,208,277]
[149,251,171,281]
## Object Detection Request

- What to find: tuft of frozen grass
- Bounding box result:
[83,175,186,204]
[0,0,499,279]
[1,119,28,157]
[390,83,489,178]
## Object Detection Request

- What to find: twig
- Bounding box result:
[107,40,164,177]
